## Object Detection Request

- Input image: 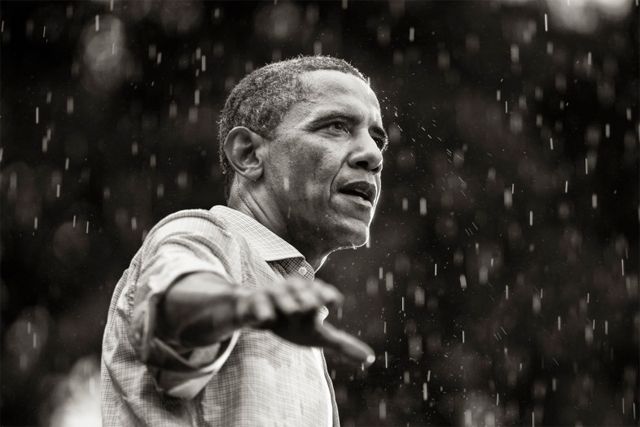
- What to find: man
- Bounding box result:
[101,55,388,426]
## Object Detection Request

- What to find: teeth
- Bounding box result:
[343,190,368,200]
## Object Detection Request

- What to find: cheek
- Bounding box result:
[294,149,338,189]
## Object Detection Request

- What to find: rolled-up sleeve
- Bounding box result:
[126,215,242,399]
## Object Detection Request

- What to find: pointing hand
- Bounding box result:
[235,277,375,367]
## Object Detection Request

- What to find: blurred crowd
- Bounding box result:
[1,1,638,426]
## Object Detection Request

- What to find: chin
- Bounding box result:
[333,221,370,249]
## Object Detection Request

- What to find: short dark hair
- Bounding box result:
[218,55,368,200]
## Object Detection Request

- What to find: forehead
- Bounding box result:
[295,69,382,119]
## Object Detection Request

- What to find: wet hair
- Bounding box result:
[218,55,368,200]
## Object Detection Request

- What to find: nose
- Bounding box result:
[348,131,383,174]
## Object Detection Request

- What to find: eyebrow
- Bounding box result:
[307,109,389,147]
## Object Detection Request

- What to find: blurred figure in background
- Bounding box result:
[101,56,386,426]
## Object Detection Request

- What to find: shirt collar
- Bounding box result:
[210,205,305,263]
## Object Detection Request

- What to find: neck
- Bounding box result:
[227,191,329,271]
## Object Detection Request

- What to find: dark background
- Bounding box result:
[1,1,638,426]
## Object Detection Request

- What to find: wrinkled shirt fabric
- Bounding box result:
[101,206,337,426]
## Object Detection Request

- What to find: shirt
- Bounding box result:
[101,206,339,426]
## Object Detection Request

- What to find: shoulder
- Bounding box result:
[144,209,233,243]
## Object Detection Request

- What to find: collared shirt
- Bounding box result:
[101,206,338,426]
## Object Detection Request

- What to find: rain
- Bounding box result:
[0,0,638,426]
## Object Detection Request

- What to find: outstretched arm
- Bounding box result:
[157,272,375,366]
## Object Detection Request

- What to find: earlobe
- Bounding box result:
[223,127,265,182]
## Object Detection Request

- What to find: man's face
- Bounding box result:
[263,69,386,252]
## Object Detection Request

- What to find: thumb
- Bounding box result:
[316,322,375,367]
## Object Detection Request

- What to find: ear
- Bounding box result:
[222,127,266,182]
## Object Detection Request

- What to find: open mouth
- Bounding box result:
[338,181,376,205]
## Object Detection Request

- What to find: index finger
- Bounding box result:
[315,322,375,367]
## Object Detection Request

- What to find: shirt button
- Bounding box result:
[298,266,308,276]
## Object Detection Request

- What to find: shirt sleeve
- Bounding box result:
[126,213,242,399]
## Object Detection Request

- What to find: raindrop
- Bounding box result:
[510,44,519,63]
[414,286,424,306]
[66,97,74,114]
[385,272,393,291]
[585,325,593,344]
[459,274,467,290]
[419,198,427,215]
[378,400,386,420]
[533,295,541,313]
[504,189,513,208]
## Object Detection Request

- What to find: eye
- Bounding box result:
[325,121,350,135]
